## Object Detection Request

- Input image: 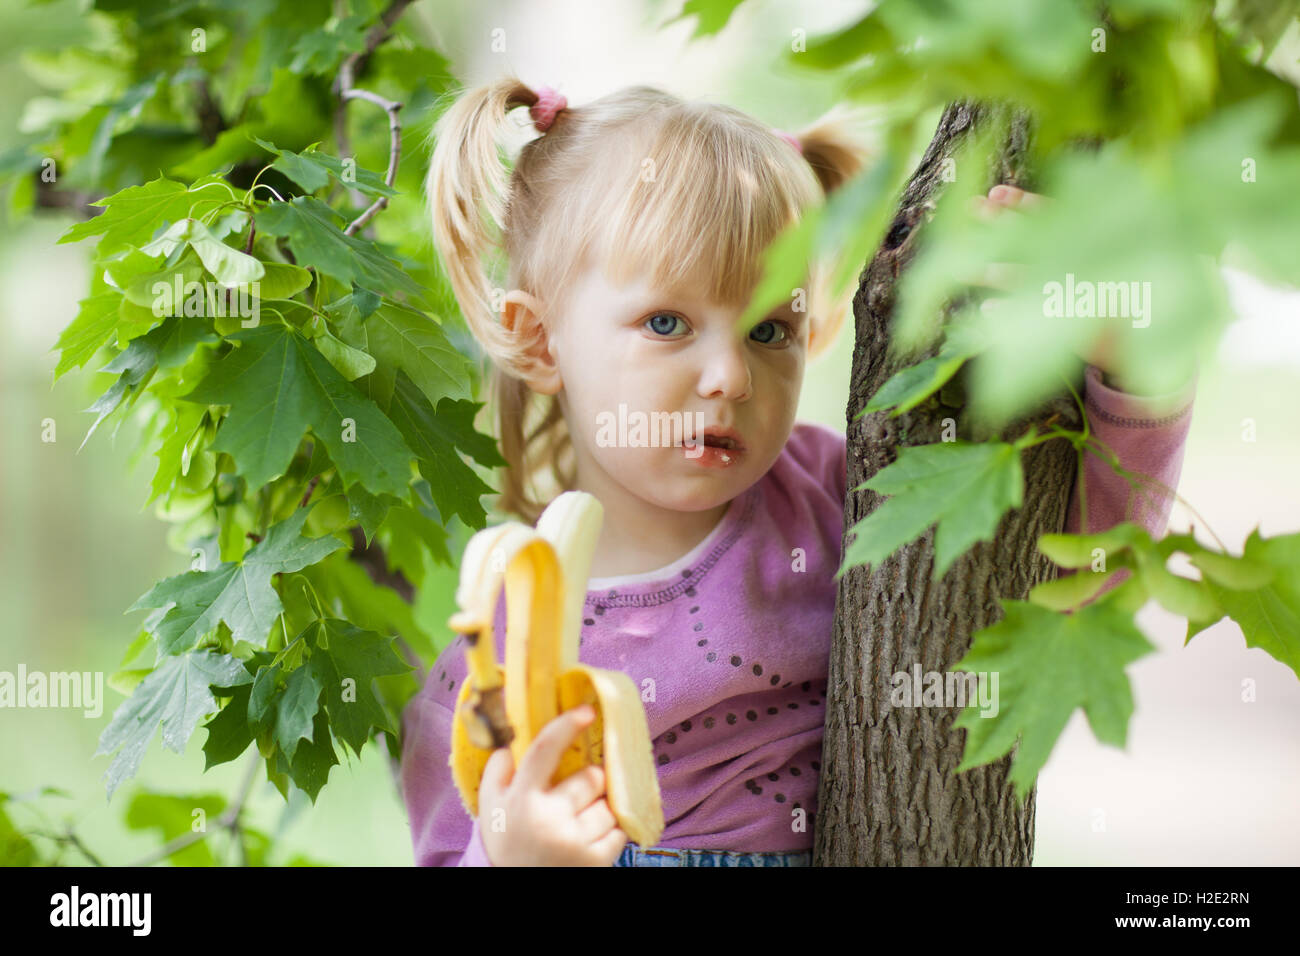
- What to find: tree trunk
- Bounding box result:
[813,102,1084,866]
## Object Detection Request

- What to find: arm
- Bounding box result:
[1062,363,1198,597]
[399,684,495,867]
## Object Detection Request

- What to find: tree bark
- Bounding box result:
[813,101,1084,866]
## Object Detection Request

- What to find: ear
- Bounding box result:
[501,289,562,395]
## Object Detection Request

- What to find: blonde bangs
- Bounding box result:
[529,102,824,316]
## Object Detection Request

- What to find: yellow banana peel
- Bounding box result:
[446,491,665,848]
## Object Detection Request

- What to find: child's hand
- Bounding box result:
[971,183,1044,219]
[476,704,629,866]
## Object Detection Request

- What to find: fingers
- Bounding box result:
[512,705,596,794]
[477,747,514,813]
[574,794,619,844]
[590,824,629,866]
[552,763,606,815]
[987,184,1044,209]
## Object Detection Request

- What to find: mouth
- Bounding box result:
[680,427,747,454]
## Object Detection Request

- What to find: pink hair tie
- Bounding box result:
[774,129,802,154]
[530,85,567,133]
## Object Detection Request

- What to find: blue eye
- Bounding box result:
[642,313,792,346]
[645,313,685,336]
[750,320,790,346]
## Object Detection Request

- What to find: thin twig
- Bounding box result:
[299,474,320,508]
[193,72,226,146]
[126,751,263,867]
[335,0,416,96]
[29,828,107,866]
[333,0,414,213]
[341,88,404,237]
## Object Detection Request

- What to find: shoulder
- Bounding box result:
[762,420,848,508]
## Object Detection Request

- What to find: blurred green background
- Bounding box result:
[2,0,1297,865]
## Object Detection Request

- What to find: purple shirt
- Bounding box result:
[399,364,1197,865]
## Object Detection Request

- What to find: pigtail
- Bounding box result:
[426,76,538,363]
[785,111,873,360]
[795,114,870,195]
[426,76,572,525]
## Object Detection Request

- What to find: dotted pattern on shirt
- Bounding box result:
[586,566,832,813]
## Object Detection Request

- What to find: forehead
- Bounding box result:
[570,248,804,320]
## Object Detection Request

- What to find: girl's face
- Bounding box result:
[540,262,808,516]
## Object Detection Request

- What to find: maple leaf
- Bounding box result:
[303,618,412,756]
[383,370,501,529]
[182,324,417,498]
[839,440,1024,581]
[254,197,422,296]
[128,507,346,656]
[952,594,1157,801]
[94,650,252,800]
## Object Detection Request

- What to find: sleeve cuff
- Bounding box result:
[1083,363,1197,427]
[458,818,495,867]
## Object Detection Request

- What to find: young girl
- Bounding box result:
[399,77,1197,866]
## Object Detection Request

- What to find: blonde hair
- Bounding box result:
[426,77,868,525]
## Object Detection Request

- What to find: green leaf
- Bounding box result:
[250,135,396,198]
[274,710,337,803]
[53,292,121,379]
[952,596,1157,802]
[1037,523,1145,568]
[385,371,501,529]
[861,316,988,416]
[863,354,968,417]
[254,197,421,296]
[202,683,255,770]
[128,506,346,656]
[306,618,412,757]
[671,0,746,38]
[340,301,475,403]
[345,484,397,544]
[1131,539,1222,622]
[385,484,454,574]
[1185,547,1274,590]
[57,176,190,255]
[274,663,322,763]
[303,551,436,658]
[94,650,253,800]
[840,441,1023,581]
[287,17,369,75]
[79,318,177,450]
[108,668,152,696]
[255,262,313,300]
[0,804,38,866]
[248,662,283,735]
[181,324,417,498]
[1197,529,1300,678]
[1028,563,1128,611]
[186,219,265,286]
[139,218,265,287]
[120,249,205,310]
[125,791,227,866]
[148,402,206,505]
[314,328,376,380]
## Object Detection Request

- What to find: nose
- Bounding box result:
[697,331,753,402]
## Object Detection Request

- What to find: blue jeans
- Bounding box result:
[613,844,812,867]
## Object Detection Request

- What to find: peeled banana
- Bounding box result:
[446,491,665,848]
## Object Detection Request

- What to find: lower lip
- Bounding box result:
[679,442,745,468]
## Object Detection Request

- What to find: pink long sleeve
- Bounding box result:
[400,691,495,866]
[1062,363,1197,598]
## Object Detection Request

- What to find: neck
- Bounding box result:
[571,452,731,581]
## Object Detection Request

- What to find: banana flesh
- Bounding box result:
[446,491,665,848]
